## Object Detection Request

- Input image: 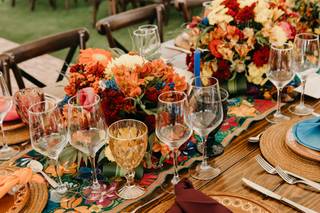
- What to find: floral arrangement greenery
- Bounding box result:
[185,0,301,96]
[61,48,190,170]
[287,0,319,34]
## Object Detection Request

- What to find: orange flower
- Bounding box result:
[172,74,187,91]
[78,48,112,69]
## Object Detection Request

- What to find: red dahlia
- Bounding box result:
[235,3,256,24]
[253,46,270,67]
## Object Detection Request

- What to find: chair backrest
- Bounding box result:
[96,4,165,52]
[0,28,89,94]
[174,0,207,22]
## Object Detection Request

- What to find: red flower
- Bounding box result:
[101,89,126,125]
[253,47,270,67]
[145,87,160,103]
[69,64,85,73]
[212,60,232,81]
[144,115,156,132]
[224,0,240,16]
[235,3,255,24]
[208,40,223,59]
[186,49,195,72]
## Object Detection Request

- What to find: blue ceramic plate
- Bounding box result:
[292,118,320,151]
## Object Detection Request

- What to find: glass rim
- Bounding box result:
[158,91,187,104]
[138,24,158,31]
[108,119,148,141]
[133,28,155,36]
[189,76,219,89]
[28,99,57,115]
[270,42,293,51]
[68,93,100,109]
[295,33,319,41]
[202,1,211,6]
[220,88,229,102]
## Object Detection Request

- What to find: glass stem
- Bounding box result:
[0,121,8,149]
[201,136,208,168]
[299,79,306,107]
[54,159,64,186]
[172,148,180,185]
[90,156,100,190]
[126,170,135,187]
[275,87,283,116]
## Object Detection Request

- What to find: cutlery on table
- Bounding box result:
[248,132,264,143]
[242,178,317,213]
[255,155,320,191]
[275,166,320,191]
[27,160,59,189]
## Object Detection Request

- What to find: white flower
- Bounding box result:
[246,63,269,85]
[207,0,233,26]
[269,25,288,44]
[254,0,272,24]
[238,0,257,8]
[105,54,146,75]
[231,60,246,73]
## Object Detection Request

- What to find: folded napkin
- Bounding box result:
[2,105,20,122]
[0,168,44,199]
[293,117,320,151]
[167,178,232,213]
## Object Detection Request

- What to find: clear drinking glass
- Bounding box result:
[108,119,148,200]
[13,87,45,125]
[133,24,161,60]
[266,43,295,123]
[289,33,319,115]
[28,100,69,196]
[67,94,108,201]
[0,72,19,160]
[187,76,223,180]
[202,1,212,17]
[156,91,192,190]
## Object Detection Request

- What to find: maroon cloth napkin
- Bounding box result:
[167,178,232,213]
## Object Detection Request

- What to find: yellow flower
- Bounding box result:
[231,59,246,73]
[271,8,285,21]
[105,54,145,76]
[269,25,288,44]
[238,0,257,8]
[207,0,233,26]
[246,63,269,86]
[254,0,272,24]
[218,43,234,61]
[88,204,103,212]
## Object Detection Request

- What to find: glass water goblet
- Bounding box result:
[187,76,223,180]
[108,119,148,200]
[133,25,161,60]
[67,94,108,202]
[0,72,19,160]
[156,91,192,191]
[28,100,69,198]
[266,43,295,123]
[289,33,319,115]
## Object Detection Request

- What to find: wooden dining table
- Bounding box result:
[1,38,320,212]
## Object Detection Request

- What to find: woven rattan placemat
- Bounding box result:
[260,119,320,182]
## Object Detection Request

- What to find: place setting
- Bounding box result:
[0,0,320,212]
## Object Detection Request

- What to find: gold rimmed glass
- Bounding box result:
[108,119,148,200]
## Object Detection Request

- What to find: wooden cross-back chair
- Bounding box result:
[174,0,207,22]
[0,28,90,94]
[96,4,165,52]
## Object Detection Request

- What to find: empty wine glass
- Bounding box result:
[0,72,19,160]
[289,33,319,115]
[68,94,108,202]
[156,91,192,190]
[108,119,148,199]
[202,1,212,17]
[28,100,69,198]
[187,76,223,180]
[133,25,161,60]
[266,43,295,123]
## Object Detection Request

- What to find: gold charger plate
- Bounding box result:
[0,168,30,213]
[0,124,29,145]
[209,193,275,213]
[286,127,320,162]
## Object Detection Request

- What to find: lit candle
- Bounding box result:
[194,49,201,86]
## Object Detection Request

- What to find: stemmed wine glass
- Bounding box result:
[67,94,108,202]
[187,76,223,180]
[28,100,69,198]
[108,119,148,199]
[133,24,161,60]
[266,43,295,123]
[289,33,319,115]
[0,72,19,160]
[156,91,192,190]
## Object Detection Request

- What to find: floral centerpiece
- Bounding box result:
[184,0,301,98]
[62,48,191,170]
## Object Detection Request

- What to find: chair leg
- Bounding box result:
[49,0,57,9]
[65,0,70,9]
[11,0,16,7]
[108,0,117,15]
[92,0,101,27]
[29,0,36,11]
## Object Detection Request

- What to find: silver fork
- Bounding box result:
[275,166,320,191]
[255,154,277,174]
